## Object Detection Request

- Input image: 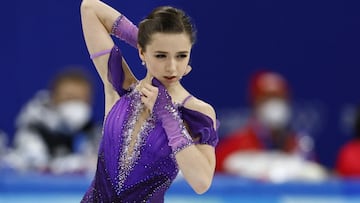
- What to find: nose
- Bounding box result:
[165,58,176,73]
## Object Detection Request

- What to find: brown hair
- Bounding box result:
[49,67,93,94]
[138,6,196,51]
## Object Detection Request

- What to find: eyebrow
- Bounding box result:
[154,51,189,54]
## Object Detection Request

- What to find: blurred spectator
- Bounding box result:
[335,104,360,177]
[0,130,8,156]
[215,70,327,182]
[6,67,101,174]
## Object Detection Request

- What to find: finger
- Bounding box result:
[141,86,153,97]
[140,94,148,103]
[142,76,154,85]
[141,96,155,111]
[143,83,158,92]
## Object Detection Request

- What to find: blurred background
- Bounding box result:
[1,0,360,202]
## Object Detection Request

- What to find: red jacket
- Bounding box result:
[336,139,360,177]
[215,121,299,172]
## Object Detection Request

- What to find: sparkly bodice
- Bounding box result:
[81,46,219,202]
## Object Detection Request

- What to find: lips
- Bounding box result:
[164,76,176,80]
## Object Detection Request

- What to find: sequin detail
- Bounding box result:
[81,84,218,202]
[82,40,219,202]
[163,103,194,154]
[111,15,124,38]
[115,88,155,194]
[110,15,138,48]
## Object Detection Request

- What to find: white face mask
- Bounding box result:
[57,101,91,132]
[257,99,291,129]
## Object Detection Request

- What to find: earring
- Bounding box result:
[141,61,145,66]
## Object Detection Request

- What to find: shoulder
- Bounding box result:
[184,96,217,127]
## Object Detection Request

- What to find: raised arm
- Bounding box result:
[80,0,137,115]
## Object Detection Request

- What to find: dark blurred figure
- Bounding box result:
[336,104,360,178]
[215,70,327,182]
[0,130,8,157]
[7,67,101,174]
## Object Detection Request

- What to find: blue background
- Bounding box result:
[1,0,360,170]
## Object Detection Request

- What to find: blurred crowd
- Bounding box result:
[0,68,359,182]
[0,67,102,175]
[336,105,360,178]
[214,70,360,182]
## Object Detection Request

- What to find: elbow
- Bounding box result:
[191,177,212,195]
[80,0,94,13]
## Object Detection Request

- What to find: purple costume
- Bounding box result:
[81,15,219,203]
[82,47,219,203]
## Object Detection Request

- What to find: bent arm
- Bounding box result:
[150,75,218,195]
[176,104,218,194]
[80,0,137,115]
[176,144,216,194]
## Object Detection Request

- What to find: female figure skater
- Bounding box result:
[80,0,219,202]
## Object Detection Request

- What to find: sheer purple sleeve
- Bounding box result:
[107,45,129,96]
[152,78,194,154]
[180,107,220,147]
[111,15,138,49]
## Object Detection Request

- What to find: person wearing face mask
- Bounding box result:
[215,70,326,182]
[9,67,101,173]
[335,104,360,177]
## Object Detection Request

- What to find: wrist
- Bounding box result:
[111,15,138,48]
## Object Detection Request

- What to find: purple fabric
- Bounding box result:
[107,46,129,96]
[81,45,219,202]
[181,95,193,106]
[111,15,138,49]
[90,48,112,59]
[180,107,220,147]
[152,78,194,154]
